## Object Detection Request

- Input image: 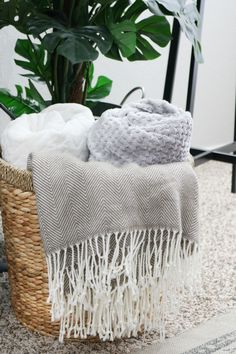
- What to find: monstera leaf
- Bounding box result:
[94,0,172,61]
[129,15,171,61]
[46,26,112,64]
[27,12,113,64]
[144,0,203,62]
[0,86,41,119]
[15,39,52,83]
[86,64,113,101]
[0,0,51,33]
[26,80,48,110]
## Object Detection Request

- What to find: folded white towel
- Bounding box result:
[1,103,95,169]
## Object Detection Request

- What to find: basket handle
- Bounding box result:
[120,86,145,106]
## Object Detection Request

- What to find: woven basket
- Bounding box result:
[0,156,98,340]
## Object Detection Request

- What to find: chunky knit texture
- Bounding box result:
[88,99,192,166]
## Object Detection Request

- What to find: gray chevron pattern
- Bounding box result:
[27,152,200,341]
[28,152,199,256]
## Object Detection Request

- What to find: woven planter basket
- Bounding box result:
[0,155,98,340]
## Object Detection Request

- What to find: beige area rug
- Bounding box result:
[133,310,236,354]
[0,160,236,353]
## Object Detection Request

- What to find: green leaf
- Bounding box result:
[28,80,47,109]
[87,76,112,100]
[109,20,137,57]
[42,32,62,53]
[105,43,123,61]
[104,5,171,62]
[0,0,17,30]
[15,59,35,72]
[73,0,89,26]
[0,0,52,34]
[85,63,112,102]
[112,0,130,22]
[136,16,171,47]
[73,26,112,54]
[27,12,66,36]
[88,63,95,85]
[43,26,112,61]
[128,35,161,61]
[56,38,99,64]
[0,88,40,118]
[110,20,136,34]
[15,39,52,82]
[16,84,23,97]
[122,0,147,21]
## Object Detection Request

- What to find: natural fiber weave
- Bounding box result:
[0,157,33,192]
[0,156,98,340]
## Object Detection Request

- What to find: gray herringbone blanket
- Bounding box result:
[28,152,200,342]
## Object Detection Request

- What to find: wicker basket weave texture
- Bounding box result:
[0,156,61,336]
[0,156,101,340]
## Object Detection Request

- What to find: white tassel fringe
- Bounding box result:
[46,229,201,342]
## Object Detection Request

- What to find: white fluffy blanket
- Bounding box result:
[88,99,192,166]
[1,103,94,169]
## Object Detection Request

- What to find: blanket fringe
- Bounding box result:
[46,229,200,342]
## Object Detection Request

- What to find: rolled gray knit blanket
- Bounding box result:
[88,99,192,166]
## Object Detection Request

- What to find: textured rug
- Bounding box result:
[0,160,236,354]
[133,310,236,353]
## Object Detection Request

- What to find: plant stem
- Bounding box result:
[62,59,69,102]
[53,54,59,102]
[68,0,75,24]
[82,62,90,105]
[68,63,86,103]
[60,0,75,103]
[59,0,64,10]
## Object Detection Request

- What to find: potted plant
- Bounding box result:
[0,0,202,118]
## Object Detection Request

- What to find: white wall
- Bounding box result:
[175,0,236,149]
[0,0,236,149]
[0,26,22,132]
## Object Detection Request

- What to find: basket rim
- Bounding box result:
[0,147,194,193]
[0,152,33,192]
